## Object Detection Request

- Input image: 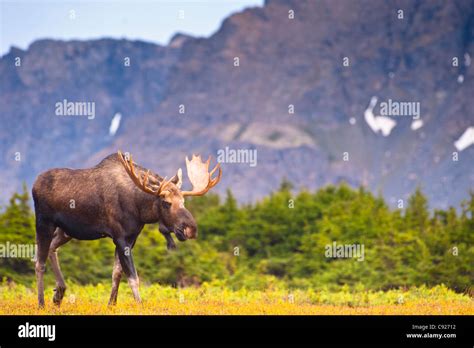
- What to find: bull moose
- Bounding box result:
[32,151,222,307]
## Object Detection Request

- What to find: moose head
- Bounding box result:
[117,151,222,241]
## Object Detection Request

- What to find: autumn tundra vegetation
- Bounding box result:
[0,178,472,314]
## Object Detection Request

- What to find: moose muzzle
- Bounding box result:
[174,222,197,241]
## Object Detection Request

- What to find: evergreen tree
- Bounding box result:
[405,187,429,233]
[0,183,36,280]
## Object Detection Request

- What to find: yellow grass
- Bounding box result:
[0,283,472,315]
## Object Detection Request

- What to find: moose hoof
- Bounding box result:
[53,287,66,306]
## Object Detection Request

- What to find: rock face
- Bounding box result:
[1,0,473,208]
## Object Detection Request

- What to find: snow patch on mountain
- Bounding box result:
[109,113,122,136]
[364,96,397,136]
[454,127,474,151]
[411,119,423,131]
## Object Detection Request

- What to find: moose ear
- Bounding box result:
[170,168,183,189]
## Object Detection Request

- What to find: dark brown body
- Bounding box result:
[32,153,197,307]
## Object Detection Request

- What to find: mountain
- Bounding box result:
[1,0,473,209]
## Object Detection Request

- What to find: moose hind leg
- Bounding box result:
[49,228,72,306]
[35,220,55,308]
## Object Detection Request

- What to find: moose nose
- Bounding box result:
[184,225,197,239]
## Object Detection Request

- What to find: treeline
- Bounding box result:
[0,182,472,292]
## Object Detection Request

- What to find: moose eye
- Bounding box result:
[161,201,172,209]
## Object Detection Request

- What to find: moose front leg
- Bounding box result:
[114,238,141,303]
[159,225,176,250]
[108,249,122,306]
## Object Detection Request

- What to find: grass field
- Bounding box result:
[0,283,472,315]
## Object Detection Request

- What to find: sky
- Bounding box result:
[0,0,264,55]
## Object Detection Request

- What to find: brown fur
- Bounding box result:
[32,153,197,307]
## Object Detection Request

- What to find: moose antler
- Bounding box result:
[181,155,222,196]
[118,151,172,196]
